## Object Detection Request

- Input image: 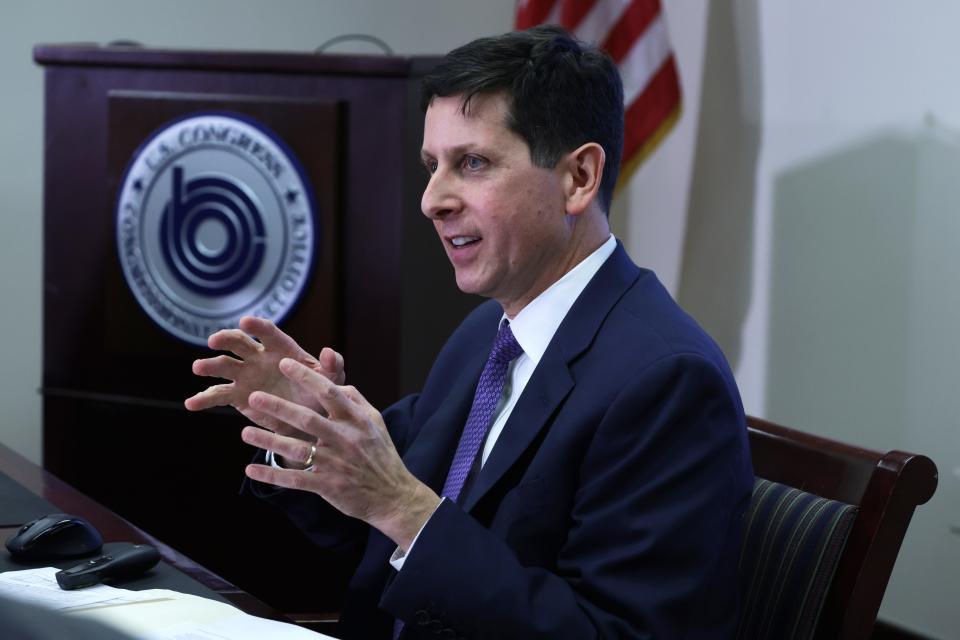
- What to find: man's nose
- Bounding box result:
[421,170,458,220]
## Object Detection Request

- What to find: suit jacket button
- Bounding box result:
[415,610,430,626]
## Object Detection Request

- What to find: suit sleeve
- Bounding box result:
[380,353,752,639]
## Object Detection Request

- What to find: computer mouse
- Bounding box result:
[5,513,103,562]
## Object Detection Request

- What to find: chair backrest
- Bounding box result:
[737,477,859,640]
[740,416,937,640]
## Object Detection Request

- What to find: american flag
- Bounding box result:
[516,0,682,186]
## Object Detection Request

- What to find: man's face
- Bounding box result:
[420,93,574,316]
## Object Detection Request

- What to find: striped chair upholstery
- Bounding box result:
[736,478,859,640]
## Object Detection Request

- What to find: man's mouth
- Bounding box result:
[450,236,481,248]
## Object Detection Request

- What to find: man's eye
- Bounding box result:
[424,160,438,174]
[462,155,486,171]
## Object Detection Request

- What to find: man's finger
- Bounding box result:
[192,355,243,380]
[279,358,355,418]
[248,390,331,439]
[241,426,319,465]
[318,347,346,385]
[245,464,320,493]
[207,329,262,359]
[338,384,367,405]
[184,384,235,411]
[239,316,313,361]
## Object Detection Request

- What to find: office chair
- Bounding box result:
[737,416,937,640]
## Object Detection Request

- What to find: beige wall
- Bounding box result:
[657,3,960,638]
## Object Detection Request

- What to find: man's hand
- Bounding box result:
[241,358,441,551]
[185,316,345,452]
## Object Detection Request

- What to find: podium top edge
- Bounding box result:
[33,44,442,78]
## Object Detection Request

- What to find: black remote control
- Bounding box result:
[55,544,161,590]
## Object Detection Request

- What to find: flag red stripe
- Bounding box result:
[621,56,680,162]
[602,0,661,63]
[560,0,597,31]
[516,0,560,29]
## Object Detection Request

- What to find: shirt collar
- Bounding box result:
[506,235,617,366]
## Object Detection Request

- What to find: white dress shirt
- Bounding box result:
[389,234,617,569]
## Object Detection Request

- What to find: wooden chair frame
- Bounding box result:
[746,416,937,640]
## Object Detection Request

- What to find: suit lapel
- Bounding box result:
[462,243,641,513]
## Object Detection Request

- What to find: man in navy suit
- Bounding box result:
[187,26,752,639]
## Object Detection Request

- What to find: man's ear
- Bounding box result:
[561,142,605,216]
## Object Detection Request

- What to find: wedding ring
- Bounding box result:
[304,444,317,469]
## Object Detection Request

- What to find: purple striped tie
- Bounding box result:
[393,320,522,639]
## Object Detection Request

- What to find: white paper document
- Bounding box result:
[0,566,161,610]
[0,567,335,639]
[141,607,332,639]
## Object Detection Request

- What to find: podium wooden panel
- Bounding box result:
[35,44,477,614]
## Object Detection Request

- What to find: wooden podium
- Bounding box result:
[35,44,477,614]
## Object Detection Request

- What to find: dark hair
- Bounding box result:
[421,25,624,214]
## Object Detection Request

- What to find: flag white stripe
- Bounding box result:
[573,0,632,45]
[544,2,562,25]
[619,14,671,106]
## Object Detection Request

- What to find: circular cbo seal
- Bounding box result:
[116,113,316,346]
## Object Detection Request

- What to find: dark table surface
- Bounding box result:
[0,440,283,620]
